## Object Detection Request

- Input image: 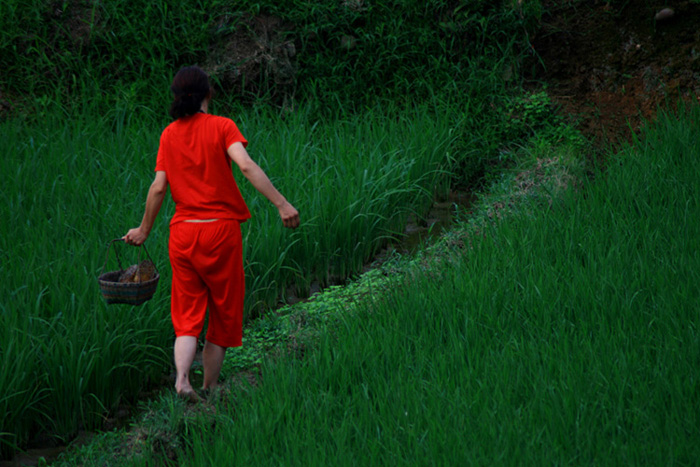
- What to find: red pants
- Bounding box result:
[168,220,244,348]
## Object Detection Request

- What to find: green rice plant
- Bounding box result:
[0,308,48,456]
[177,104,700,465]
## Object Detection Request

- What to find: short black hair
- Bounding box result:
[169,66,212,120]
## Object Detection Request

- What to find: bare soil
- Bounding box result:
[526,0,700,147]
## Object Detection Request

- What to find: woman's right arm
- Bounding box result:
[227,142,299,229]
[123,170,168,245]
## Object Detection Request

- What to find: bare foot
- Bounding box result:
[176,381,201,403]
[176,388,201,403]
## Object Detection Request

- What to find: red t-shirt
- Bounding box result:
[155,113,251,226]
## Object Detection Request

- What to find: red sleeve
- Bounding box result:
[155,130,167,172]
[223,118,248,149]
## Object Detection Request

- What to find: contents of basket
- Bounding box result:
[119,260,157,283]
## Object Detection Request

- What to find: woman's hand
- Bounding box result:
[278,201,299,229]
[123,227,148,246]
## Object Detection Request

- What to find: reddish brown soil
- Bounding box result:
[526,0,700,147]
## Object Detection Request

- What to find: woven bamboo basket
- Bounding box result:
[98,239,160,306]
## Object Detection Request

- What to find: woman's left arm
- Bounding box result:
[227,142,299,229]
[123,171,168,245]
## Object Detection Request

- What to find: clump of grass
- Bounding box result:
[0,110,174,459]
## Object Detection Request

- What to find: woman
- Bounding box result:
[124,66,299,401]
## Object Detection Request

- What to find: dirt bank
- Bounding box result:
[527,0,700,146]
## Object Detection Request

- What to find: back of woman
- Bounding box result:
[124,65,299,401]
[157,113,251,225]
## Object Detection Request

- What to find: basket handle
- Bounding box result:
[99,239,158,278]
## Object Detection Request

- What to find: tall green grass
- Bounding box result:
[178,105,700,465]
[236,103,454,306]
[0,0,219,102]
[0,110,173,458]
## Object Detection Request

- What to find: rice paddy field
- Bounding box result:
[2,0,699,465]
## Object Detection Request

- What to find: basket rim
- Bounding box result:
[98,271,160,287]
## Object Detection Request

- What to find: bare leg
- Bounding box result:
[202,340,226,390]
[174,336,198,397]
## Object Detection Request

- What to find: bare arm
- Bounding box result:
[123,171,168,245]
[227,142,299,229]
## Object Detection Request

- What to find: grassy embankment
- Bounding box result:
[1,1,544,458]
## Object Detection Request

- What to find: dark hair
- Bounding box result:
[169,66,212,120]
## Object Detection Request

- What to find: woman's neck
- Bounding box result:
[200,98,209,114]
